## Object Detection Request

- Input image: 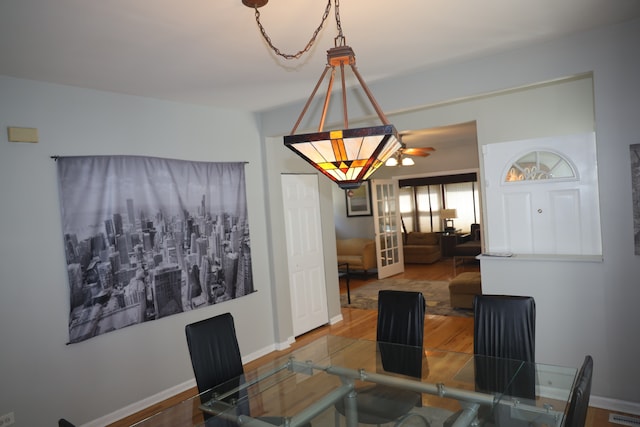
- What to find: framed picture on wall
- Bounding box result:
[345,181,372,217]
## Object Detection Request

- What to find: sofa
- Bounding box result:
[403,232,441,264]
[336,238,376,273]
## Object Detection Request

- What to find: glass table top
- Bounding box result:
[132,335,577,427]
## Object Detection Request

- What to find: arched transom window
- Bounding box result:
[505,150,576,182]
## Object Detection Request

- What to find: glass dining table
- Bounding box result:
[132,335,578,427]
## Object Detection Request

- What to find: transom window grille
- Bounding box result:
[505,150,575,182]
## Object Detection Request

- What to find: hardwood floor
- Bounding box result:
[108,259,627,426]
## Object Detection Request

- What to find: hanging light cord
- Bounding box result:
[252,0,346,60]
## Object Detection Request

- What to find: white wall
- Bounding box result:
[0,76,278,426]
[261,18,640,412]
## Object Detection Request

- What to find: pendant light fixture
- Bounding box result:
[243,0,403,189]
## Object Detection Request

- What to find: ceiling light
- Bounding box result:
[385,152,415,167]
[244,0,403,189]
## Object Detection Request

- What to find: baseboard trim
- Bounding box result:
[274,337,295,351]
[243,342,279,361]
[330,313,344,324]
[81,379,196,427]
[590,395,640,416]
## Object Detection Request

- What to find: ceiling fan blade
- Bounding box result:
[403,147,435,157]
[401,152,431,159]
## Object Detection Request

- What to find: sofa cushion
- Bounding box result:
[337,255,365,266]
[454,241,482,257]
[337,238,373,256]
[403,232,441,264]
[448,272,482,293]
[449,272,482,309]
[405,232,438,246]
[404,244,440,255]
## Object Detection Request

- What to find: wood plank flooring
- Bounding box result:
[108,259,628,427]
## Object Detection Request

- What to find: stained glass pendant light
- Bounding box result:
[243,0,403,189]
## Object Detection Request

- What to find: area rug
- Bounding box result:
[340,278,474,317]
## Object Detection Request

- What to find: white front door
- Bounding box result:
[371,179,405,279]
[483,132,602,255]
[281,174,328,337]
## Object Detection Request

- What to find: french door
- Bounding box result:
[371,179,404,279]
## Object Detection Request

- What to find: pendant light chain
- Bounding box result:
[333,0,345,47]
[253,0,332,60]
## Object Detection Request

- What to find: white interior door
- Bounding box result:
[281,174,328,337]
[371,179,405,279]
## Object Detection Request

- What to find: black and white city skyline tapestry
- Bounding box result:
[56,156,254,344]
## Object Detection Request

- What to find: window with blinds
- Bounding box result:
[399,173,480,233]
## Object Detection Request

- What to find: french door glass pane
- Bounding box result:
[375,181,401,268]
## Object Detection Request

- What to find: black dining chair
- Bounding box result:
[563,355,593,427]
[185,313,290,426]
[58,419,76,427]
[334,290,430,427]
[445,294,537,427]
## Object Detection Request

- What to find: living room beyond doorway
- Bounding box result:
[338,258,480,296]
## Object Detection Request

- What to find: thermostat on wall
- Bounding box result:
[7,127,39,143]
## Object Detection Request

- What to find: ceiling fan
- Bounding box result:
[385,133,435,167]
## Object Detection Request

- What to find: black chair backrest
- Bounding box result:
[185,312,244,394]
[474,294,536,362]
[470,223,481,241]
[58,419,76,427]
[377,290,426,347]
[474,294,536,400]
[564,355,593,427]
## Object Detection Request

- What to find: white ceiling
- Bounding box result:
[1,0,639,114]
